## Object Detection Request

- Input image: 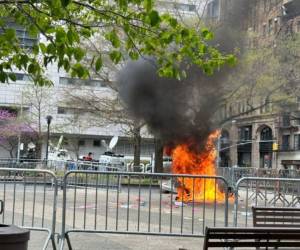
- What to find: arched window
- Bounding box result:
[261,126,272,141]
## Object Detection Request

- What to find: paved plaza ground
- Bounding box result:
[29,231,203,250]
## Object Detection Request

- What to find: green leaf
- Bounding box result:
[61,0,71,7]
[72,63,85,78]
[118,0,128,10]
[20,55,29,68]
[106,30,121,48]
[80,28,91,38]
[28,63,36,74]
[67,29,74,44]
[181,28,190,38]
[109,51,122,64]
[129,51,139,60]
[227,54,237,66]
[32,45,39,55]
[47,43,56,54]
[148,10,160,26]
[4,29,16,41]
[8,73,16,81]
[63,59,70,71]
[0,72,6,83]
[95,56,102,71]
[203,63,214,75]
[201,28,214,40]
[168,17,178,28]
[143,0,153,12]
[28,24,39,37]
[74,47,85,61]
[39,43,47,53]
[55,29,66,43]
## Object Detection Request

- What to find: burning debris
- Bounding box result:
[171,131,227,203]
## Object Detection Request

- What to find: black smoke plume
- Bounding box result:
[118,0,252,151]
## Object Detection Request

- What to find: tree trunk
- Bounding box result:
[133,126,141,167]
[35,138,42,160]
[9,149,14,159]
[154,138,164,173]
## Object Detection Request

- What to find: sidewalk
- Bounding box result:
[29,231,203,250]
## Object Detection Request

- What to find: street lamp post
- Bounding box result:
[45,115,53,164]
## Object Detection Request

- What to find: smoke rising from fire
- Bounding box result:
[118,0,252,151]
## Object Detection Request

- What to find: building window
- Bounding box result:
[59,77,104,87]
[0,21,38,50]
[78,140,85,146]
[261,127,272,141]
[282,135,290,150]
[57,107,66,114]
[173,2,196,12]
[158,1,196,13]
[93,140,101,147]
[7,72,31,82]
[282,114,290,127]
[238,126,252,141]
[207,0,219,19]
[294,135,300,150]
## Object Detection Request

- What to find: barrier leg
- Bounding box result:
[66,233,73,250]
[51,235,57,250]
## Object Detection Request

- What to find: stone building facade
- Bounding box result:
[0,0,200,161]
[206,0,300,170]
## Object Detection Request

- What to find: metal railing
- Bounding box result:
[0,168,58,250]
[217,167,292,187]
[0,158,125,171]
[59,171,230,250]
[234,177,300,227]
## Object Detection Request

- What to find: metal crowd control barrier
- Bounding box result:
[234,177,300,227]
[0,168,58,250]
[59,171,230,250]
[217,167,283,187]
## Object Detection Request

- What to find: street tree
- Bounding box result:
[0,0,235,86]
[0,109,36,158]
[220,32,300,123]
[61,85,146,166]
[22,84,54,158]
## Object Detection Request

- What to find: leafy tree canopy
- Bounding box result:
[0,0,236,85]
[222,33,300,120]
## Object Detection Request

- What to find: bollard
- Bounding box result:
[0,224,30,250]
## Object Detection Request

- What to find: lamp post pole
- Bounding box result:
[45,115,53,165]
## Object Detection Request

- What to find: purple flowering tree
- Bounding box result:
[0,109,37,158]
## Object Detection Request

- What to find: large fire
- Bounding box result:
[171,131,226,203]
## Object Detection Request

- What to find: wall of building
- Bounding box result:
[217,0,300,170]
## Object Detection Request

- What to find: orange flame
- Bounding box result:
[171,131,227,203]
